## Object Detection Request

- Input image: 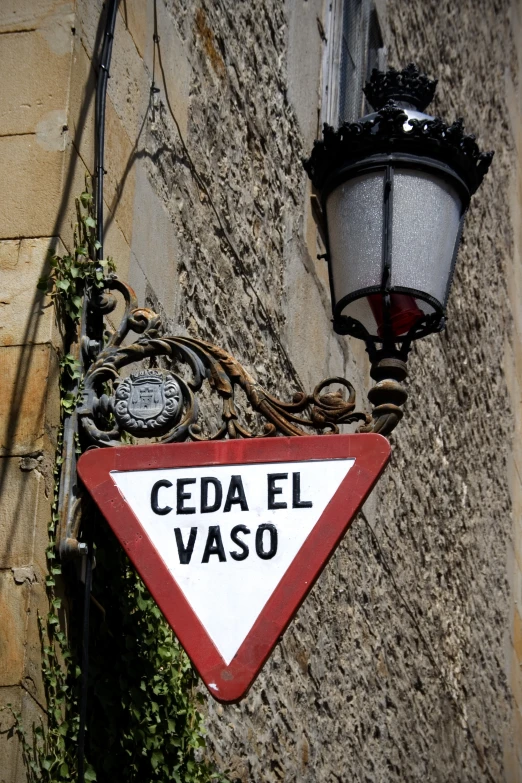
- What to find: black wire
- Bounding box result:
[77,550,93,783]
[95,0,120,263]
[78,2,120,781]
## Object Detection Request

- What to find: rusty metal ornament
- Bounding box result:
[77,277,371,446]
[58,274,407,558]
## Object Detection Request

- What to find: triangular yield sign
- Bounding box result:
[78,433,390,702]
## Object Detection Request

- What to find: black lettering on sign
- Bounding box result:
[229,525,250,561]
[292,472,313,508]
[223,475,249,512]
[267,473,288,510]
[151,479,173,515]
[202,525,227,562]
[174,527,197,564]
[177,478,196,514]
[256,523,278,560]
[201,477,222,513]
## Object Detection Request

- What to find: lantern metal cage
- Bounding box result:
[304,64,493,358]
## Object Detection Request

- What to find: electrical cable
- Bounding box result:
[77,549,93,783]
[78,2,120,781]
[95,0,120,264]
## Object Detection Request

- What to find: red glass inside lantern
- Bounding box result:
[368,293,424,338]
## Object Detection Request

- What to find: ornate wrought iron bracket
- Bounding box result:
[57,276,408,559]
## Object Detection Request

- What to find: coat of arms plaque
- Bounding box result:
[114,370,181,435]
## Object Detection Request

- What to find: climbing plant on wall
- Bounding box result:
[26,189,228,783]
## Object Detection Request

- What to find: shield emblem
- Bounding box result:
[113,371,182,436]
[128,376,165,421]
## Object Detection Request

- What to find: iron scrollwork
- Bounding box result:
[58,275,407,558]
[77,276,370,449]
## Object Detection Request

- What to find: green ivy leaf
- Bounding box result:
[84,765,97,781]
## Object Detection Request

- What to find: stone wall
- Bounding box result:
[0,0,521,780]
[0,2,71,778]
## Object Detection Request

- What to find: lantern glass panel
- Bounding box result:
[340,292,435,337]
[326,171,384,304]
[390,169,463,306]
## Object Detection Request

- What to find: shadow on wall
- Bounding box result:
[0,1,187,574]
[0,6,109,575]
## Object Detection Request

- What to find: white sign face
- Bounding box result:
[112,458,355,665]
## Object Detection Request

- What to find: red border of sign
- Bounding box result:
[78,434,390,703]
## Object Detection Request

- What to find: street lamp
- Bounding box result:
[304,64,493,432]
[58,63,493,556]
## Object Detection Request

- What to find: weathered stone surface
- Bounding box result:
[285,0,323,149]
[0,0,520,780]
[0,0,70,34]
[0,136,64,240]
[0,568,47,705]
[142,0,192,138]
[0,573,28,688]
[0,685,47,783]
[0,456,51,575]
[0,30,71,137]
[116,1,518,782]
[76,0,149,141]
[129,165,181,318]
[0,238,64,348]
[0,345,60,456]
[68,35,96,172]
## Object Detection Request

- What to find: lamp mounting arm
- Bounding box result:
[360,354,409,437]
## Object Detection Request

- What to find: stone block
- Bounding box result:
[127,254,148,311]
[0,685,47,783]
[0,573,29,687]
[286,0,323,148]
[119,0,150,60]
[0,571,48,707]
[104,97,136,246]
[106,11,150,141]
[0,136,64,240]
[0,30,71,136]
[129,165,180,319]
[68,35,96,172]
[147,0,191,138]
[282,236,345,390]
[0,344,60,457]
[0,456,51,574]
[510,645,522,713]
[69,35,136,244]
[74,0,103,59]
[0,238,64,349]
[75,1,149,141]
[102,208,132,333]
[0,0,70,34]
[54,144,90,255]
[23,578,49,708]
[104,203,132,279]
[515,608,522,663]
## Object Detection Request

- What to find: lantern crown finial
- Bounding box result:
[364,63,438,113]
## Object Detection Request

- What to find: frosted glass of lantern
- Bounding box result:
[325,165,464,337]
[389,170,463,306]
[326,171,384,307]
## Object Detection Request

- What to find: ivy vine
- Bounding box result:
[37,189,114,324]
[86,523,227,783]
[11,186,229,783]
